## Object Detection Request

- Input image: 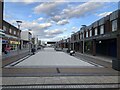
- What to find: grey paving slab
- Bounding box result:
[35,77,45,84]
[44,77,62,84]
[60,77,70,84]
[13,48,95,68]
[2,76,119,85]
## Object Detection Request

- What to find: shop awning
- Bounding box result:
[0,29,5,38]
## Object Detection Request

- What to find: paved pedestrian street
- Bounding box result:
[2,48,120,89]
[14,48,95,68]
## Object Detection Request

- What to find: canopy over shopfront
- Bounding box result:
[0,29,5,38]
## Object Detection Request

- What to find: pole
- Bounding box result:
[17,25,20,55]
[0,1,3,89]
[83,32,84,54]
[81,25,86,54]
[16,21,22,56]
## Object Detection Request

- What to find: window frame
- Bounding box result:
[14,30,16,35]
[94,28,98,36]
[86,31,88,38]
[112,19,117,32]
[90,30,92,37]
[100,25,104,34]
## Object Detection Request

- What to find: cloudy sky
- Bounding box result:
[4,0,119,42]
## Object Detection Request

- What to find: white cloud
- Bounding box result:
[72,27,78,31]
[9,20,52,38]
[22,0,35,4]
[39,23,52,29]
[33,0,105,24]
[9,0,38,4]
[44,29,64,36]
[57,19,69,25]
[97,12,112,17]
[51,1,104,22]
[62,1,104,19]
[51,15,62,22]
[37,17,44,21]
[34,2,64,15]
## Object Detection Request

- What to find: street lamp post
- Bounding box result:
[81,25,86,54]
[16,20,22,55]
[28,29,32,54]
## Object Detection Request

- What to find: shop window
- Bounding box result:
[100,25,104,34]
[14,30,16,35]
[17,32,19,36]
[82,33,84,39]
[3,26,7,32]
[86,31,88,37]
[95,28,98,36]
[9,28,12,33]
[112,20,117,31]
[90,30,92,37]
[80,34,82,39]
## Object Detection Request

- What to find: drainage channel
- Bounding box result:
[2,83,120,90]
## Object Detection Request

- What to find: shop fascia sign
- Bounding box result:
[10,41,20,44]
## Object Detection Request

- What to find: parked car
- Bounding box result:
[55,48,62,51]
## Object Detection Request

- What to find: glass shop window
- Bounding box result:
[112,20,117,32]
[95,28,98,36]
[100,25,104,34]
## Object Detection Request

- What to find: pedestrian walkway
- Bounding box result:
[2,76,119,89]
[12,48,97,68]
[2,76,119,85]
[2,49,29,59]
[74,52,113,68]
[76,52,113,63]
[2,49,30,67]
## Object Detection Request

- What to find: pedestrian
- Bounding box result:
[31,47,36,55]
[5,46,11,54]
[4,48,7,54]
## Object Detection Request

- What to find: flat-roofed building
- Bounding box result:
[2,20,21,52]
[21,31,32,50]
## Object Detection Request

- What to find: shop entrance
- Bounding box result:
[96,39,117,57]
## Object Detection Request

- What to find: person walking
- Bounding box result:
[31,47,36,55]
[4,46,11,58]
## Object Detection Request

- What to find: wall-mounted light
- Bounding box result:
[99,41,102,44]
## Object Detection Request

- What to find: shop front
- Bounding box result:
[10,40,20,51]
[84,41,93,54]
[96,39,117,57]
[2,39,8,52]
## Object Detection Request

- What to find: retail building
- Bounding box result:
[2,20,21,52]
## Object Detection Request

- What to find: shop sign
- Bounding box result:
[10,41,20,44]
[2,40,8,44]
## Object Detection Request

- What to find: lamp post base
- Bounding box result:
[112,59,120,71]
